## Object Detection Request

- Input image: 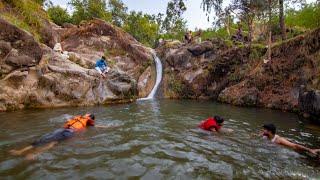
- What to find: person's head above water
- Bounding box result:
[214,115,224,126]
[84,113,95,121]
[262,124,276,137]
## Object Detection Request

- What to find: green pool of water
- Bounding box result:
[0,100,319,179]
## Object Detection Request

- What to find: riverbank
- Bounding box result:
[157,28,320,122]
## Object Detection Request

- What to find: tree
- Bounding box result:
[162,0,187,35]
[286,2,320,29]
[123,11,159,47]
[47,5,71,26]
[108,0,128,27]
[229,0,266,42]
[279,0,286,40]
[69,0,111,24]
[267,0,273,61]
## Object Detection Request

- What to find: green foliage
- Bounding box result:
[286,3,320,30]
[159,31,185,41]
[1,0,49,42]
[162,0,187,35]
[32,0,46,5]
[123,11,159,47]
[70,0,112,24]
[47,5,71,26]
[108,0,128,27]
[168,74,184,96]
[0,12,41,41]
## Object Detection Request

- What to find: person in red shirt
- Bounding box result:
[199,115,233,133]
[9,113,110,160]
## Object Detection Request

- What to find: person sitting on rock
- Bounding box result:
[198,115,233,133]
[9,114,111,160]
[95,56,109,78]
[53,42,69,60]
[262,124,320,156]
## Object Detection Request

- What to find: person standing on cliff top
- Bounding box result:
[95,56,110,78]
[198,115,233,133]
[262,124,320,156]
[184,31,193,44]
[9,114,111,160]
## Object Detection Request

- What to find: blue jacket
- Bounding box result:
[95,59,107,69]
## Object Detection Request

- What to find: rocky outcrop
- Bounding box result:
[219,28,320,112]
[158,28,320,119]
[0,18,153,111]
[0,18,43,76]
[157,39,266,100]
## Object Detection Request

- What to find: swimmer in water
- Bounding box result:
[262,124,320,156]
[9,113,111,160]
[198,115,233,133]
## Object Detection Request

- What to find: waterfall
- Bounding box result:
[138,50,163,101]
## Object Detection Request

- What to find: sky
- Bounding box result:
[51,0,317,30]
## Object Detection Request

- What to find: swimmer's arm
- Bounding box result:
[94,125,111,128]
[278,137,313,153]
[219,128,234,133]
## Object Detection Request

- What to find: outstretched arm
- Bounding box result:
[278,137,315,154]
[95,125,114,128]
[220,128,234,133]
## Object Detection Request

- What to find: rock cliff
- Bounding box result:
[157,28,320,120]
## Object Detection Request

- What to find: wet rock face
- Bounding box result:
[0,19,151,111]
[299,88,320,121]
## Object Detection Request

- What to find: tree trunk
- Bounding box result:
[248,18,253,42]
[226,15,230,37]
[279,0,286,40]
[268,0,272,61]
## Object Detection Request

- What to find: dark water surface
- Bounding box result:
[1,100,320,179]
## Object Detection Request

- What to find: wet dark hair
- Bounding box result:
[263,124,276,135]
[89,114,95,120]
[102,56,106,60]
[214,115,224,124]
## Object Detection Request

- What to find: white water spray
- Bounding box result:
[138,51,163,101]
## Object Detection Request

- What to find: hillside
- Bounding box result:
[157,28,320,121]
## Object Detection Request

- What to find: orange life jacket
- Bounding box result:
[63,115,94,130]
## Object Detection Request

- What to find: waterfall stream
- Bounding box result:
[138,50,163,100]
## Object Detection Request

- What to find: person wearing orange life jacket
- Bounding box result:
[199,115,233,133]
[10,113,110,160]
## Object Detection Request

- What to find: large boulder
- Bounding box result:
[0,19,153,111]
[0,18,43,75]
[218,82,259,106]
[298,87,320,121]
[187,41,213,56]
